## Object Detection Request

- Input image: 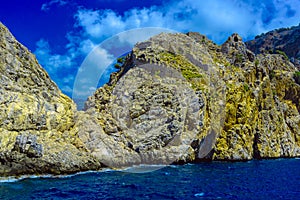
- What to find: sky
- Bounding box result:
[0,0,300,100]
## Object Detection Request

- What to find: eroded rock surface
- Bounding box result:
[0,22,299,176]
[0,22,101,176]
[246,23,300,70]
[84,31,300,164]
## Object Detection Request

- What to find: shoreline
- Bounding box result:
[1,157,299,182]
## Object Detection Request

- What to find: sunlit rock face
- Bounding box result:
[84,31,300,165]
[246,24,300,71]
[0,22,101,176]
[0,21,299,177]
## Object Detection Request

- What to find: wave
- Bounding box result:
[0,163,200,182]
[118,164,168,173]
[0,168,116,183]
[0,174,52,183]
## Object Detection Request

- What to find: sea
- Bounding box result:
[0,158,299,200]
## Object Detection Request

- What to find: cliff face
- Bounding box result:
[84,33,226,167]
[0,22,299,176]
[85,32,300,164]
[0,22,101,176]
[246,24,300,70]
[215,34,300,159]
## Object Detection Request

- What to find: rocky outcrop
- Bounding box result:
[246,23,300,70]
[214,34,300,160]
[0,21,299,177]
[84,32,300,164]
[83,33,228,166]
[0,22,101,177]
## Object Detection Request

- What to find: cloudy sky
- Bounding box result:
[0,0,299,98]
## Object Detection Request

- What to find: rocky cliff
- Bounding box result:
[84,32,300,165]
[0,22,101,177]
[246,23,300,70]
[0,22,299,177]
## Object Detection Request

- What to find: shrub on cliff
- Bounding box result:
[275,50,289,60]
[294,71,300,84]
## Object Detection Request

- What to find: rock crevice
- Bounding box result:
[0,22,299,177]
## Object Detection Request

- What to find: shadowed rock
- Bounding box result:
[0,22,101,176]
[0,21,299,177]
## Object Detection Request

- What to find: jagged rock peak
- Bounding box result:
[0,22,299,177]
[0,22,60,96]
[0,22,101,176]
[224,33,243,44]
[221,33,255,65]
[246,23,300,70]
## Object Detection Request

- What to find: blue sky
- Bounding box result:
[0,0,300,99]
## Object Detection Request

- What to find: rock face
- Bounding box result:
[246,23,300,70]
[0,21,299,176]
[0,22,101,176]
[215,34,300,160]
[83,33,227,167]
[84,32,300,164]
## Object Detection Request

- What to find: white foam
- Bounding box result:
[0,168,115,183]
[0,174,51,183]
[186,163,195,166]
[194,192,205,197]
[0,177,21,183]
[119,164,167,173]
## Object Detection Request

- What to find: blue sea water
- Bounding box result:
[0,159,299,199]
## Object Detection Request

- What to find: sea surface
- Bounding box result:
[0,159,299,199]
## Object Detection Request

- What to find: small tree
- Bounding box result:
[114,56,126,69]
[275,50,289,60]
[294,71,300,84]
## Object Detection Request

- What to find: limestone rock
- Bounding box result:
[0,21,299,177]
[86,31,299,164]
[84,33,224,166]
[0,22,101,176]
[13,134,43,158]
[246,23,300,70]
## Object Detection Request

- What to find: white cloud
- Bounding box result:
[72,45,115,99]
[116,27,176,47]
[35,0,300,96]
[62,74,74,83]
[70,0,300,44]
[61,85,73,93]
[75,9,125,39]
[34,39,73,74]
[41,0,68,11]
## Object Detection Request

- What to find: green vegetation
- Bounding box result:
[155,70,161,76]
[181,69,203,79]
[114,56,126,69]
[254,59,259,67]
[255,32,266,39]
[158,52,205,90]
[269,70,275,80]
[275,27,291,33]
[275,50,289,60]
[117,57,125,63]
[224,62,231,67]
[114,63,121,69]
[254,26,293,39]
[236,54,243,63]
[294,71,300,84]
[243,83,249,92]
